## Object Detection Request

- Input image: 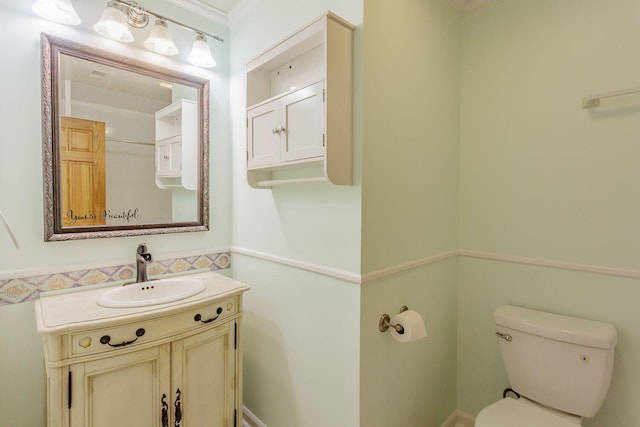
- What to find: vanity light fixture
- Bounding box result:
[32,0,81,25]
[34,0,223,68]
[125,2,149,28]
[94,0,222,66]
[144,19,179,56]
[188,33,217,68]
[93,1,134,42]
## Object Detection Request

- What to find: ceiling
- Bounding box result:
[192,0,240,14]
[169,0,500,22]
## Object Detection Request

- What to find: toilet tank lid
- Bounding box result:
[495,305,617,349]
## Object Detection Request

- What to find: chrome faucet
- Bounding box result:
[136,243,153,283]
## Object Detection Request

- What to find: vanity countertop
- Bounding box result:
[35,271,250,334]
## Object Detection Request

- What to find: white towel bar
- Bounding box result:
[582,86,640,108]
[0,209,19,249]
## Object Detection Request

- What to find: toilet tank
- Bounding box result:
[495,305,617,418]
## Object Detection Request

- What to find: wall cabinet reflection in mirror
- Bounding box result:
[41,34,209,241]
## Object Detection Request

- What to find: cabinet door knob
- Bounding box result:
[272,128,278,134]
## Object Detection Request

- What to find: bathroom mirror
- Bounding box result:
[41,34,209,241]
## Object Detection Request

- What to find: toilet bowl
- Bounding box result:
[476,397,581,427]
[474,305,617,427]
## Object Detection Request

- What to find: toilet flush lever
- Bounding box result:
[495,332,512,341]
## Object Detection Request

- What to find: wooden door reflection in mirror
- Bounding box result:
[61,117,106,227]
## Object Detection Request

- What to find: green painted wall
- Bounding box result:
[5,0,639,425]
[229,0,363,425]
[360,0,461,425]
[233,255,361,427]
[361,259,459,427]
[0,302,45,426]
[458,0,640,424]
[361,0,461,272]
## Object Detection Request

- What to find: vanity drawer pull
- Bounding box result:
[99,328,146,347]
[194,307,223,324]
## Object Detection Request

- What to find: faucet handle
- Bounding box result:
[137,243,148,254]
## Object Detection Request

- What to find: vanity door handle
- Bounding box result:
[194,307,223,324]
[99,328,145,347]
[161,394,169,427]
[174,388,182,427]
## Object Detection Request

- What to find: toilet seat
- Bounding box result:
[475,397,582,427]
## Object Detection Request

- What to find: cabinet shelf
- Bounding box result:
[245,11,355,189]
[255,177,329,187]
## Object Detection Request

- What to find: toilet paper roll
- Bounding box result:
[390,310,427,343]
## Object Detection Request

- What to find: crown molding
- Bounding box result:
[168,0,254,25]
[167,0,229,24]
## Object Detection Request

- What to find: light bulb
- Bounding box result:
[188,34,216,68]
[144,19,178,56]
[32,0,81,25]
[93,1,134,43]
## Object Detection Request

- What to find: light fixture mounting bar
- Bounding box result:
[112,0,224,43]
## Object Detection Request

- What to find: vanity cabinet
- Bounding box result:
[68,344,170,427]
[35,272,248,427]
[245,11,354,188]
[155,99,197,190]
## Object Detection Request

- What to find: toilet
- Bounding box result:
[475,305,617,426]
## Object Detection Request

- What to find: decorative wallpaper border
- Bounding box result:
[0,251,230,306]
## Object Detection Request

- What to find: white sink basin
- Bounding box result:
[97,277,206,308]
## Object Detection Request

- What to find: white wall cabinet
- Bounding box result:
[35,272,248,427]
[245,12,354,188]
[248,80,325,168]
[155,99,197,190]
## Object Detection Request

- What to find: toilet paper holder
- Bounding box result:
[378,305,409,334]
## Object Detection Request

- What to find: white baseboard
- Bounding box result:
[442,410,475,427]
[242,405,473,427]
[242,405,267,427]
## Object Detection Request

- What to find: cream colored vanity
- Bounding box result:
[35,271,249,427]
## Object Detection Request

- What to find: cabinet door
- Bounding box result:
[247,101,281,168]
[172,322,237,427]
[169,139,182,175]
[281,81,325,162]
[69,344,171,427]
[156,141,171,176]
[157,137,182,177]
